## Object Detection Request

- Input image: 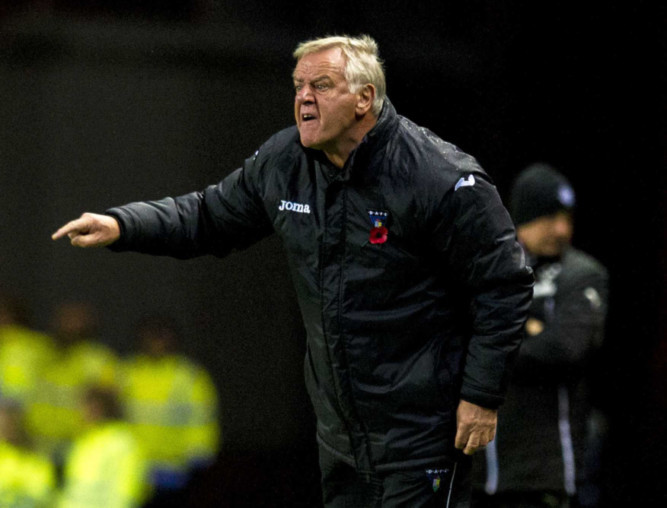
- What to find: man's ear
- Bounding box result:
[355,84,376,116]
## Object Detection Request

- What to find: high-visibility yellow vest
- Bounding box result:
[0,325,56,404]
[58,421,149,508]
[26,341,119,457]
[0,441,56,508]
[120,354,220,480]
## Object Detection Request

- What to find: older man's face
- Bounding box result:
[293,47,360,157]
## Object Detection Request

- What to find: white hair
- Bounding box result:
[293,35,386,116]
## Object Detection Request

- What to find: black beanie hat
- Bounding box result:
[510,163,575,226]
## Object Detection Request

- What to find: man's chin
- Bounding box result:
[299,135,323,151]
[540,244,568,258]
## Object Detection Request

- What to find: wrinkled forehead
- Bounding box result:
[293,47,347,81]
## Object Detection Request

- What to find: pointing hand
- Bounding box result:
[52,213,121,248]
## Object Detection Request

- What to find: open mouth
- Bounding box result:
[301,113,316,122]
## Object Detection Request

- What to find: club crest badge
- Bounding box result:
[425,468,450,493]
[367,210,389,245]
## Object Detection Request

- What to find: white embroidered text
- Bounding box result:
[278,200,311,214]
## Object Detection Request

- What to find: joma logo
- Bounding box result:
[278,200,311,214]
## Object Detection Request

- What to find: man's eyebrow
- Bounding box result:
[292,74,334,84]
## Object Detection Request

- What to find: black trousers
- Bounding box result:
[319,446,472,508]
[471,491,574,508]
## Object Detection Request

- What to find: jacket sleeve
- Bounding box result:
[512,260,609,382]
[430,172,534,409]
[106,152,273,259]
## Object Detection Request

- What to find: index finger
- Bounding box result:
[454,424,470,451]
[463,434,481,455]
[51,218,86,241]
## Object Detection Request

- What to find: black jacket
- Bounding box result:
[107,100,533,471]
[474,246,608,495]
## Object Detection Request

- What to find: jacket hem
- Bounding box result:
[316,433,460,473]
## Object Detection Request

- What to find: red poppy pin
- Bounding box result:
[368,210,389,245]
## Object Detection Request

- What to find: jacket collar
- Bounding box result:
[343,98,399,177]
[360,97,399,151]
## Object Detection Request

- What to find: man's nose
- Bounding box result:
[296,86,314,103]
[553,215,572,237]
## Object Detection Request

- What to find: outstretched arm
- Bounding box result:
[52,213,121,247]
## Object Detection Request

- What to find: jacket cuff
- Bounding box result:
[104,209,129,251]
[459,385,504,410]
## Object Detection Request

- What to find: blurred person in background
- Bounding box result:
[26,301,119,465]
[58,385,149,508]
[120,314,220,508]
[0,292,56,409]
[0,399,56,507]
[472,163,609,508]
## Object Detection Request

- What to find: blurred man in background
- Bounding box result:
[0,399,56,507]
[0,292,55,409]
[27,301,119,464]
[58,385,149,508]
[472,163,609,508]
[120,314,220,508]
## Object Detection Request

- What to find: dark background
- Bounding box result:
[0,1,664,506]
